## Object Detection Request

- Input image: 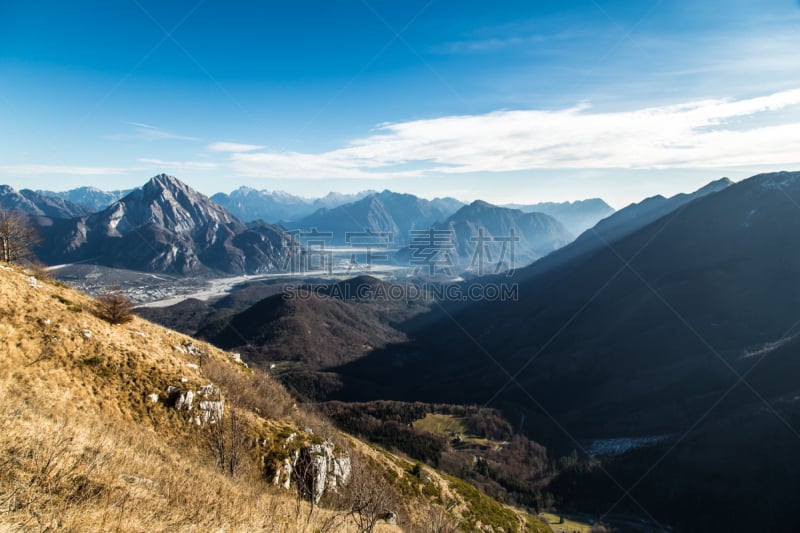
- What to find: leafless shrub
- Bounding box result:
[0,417,108,529]
[203,357,294,420]
[207,403,248,478]
[417,503,460,532]
[95,287,134,324]
[27,261,54,282]
[341,459,399,533]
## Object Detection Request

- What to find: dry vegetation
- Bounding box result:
[0,264,550,532]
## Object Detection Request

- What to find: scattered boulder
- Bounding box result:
[120,474,159,488]
[184,341,203,356]
[230,352,248,367]
[381,511,398,525]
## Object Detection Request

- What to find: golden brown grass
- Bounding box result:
[0,264,550,532]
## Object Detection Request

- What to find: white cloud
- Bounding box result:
[229,150,424,180]
[432,31,582,54]
[207,141,265,153]
[0,164,131,175]
[225,88,800,180]
[137,158,218,171]
[110,122,199,142]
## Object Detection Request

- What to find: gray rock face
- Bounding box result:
[269,438,351,504]
[196,400,224,425]
[165,384,223,425]
[174,389,194,411]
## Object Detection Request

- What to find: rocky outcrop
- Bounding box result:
[267,438,351,504]
[165,384,224,425]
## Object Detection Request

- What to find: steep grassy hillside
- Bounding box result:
[0,264,550,532]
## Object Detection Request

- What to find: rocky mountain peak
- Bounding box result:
[103,174,240,237]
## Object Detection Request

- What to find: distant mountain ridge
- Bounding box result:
[36,186,134,212]
[33,174,290,274]
[425,200,573,271]
[515,177,733,281]
[211,188,378,223]
[502,198,614,236]
[289,190,464,245]
[0,185,90,219]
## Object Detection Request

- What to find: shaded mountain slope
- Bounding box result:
[335,171,800,439]
[516,177,732,281]
[196,276,427,368]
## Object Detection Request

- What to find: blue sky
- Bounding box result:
[2,0,800,208]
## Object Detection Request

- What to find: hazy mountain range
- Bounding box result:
[502,198,614,236]
[395,200,574,271]
[286,190,464,245]
[0,185,90,219]
[36,186,133,212]
[6,181,621,276]
[516,177,733,281]
[211,187,379,223]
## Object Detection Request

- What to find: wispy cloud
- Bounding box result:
[110,122,199,142]
[137,158,218,171]
[225,88,800,179]
[228,151,424,180]
[432,31,581,54]
[0,164,132,175]
[207,141,265,153]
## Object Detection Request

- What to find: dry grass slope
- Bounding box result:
[0,265,550,532]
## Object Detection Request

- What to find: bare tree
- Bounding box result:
[0,210,41,264]
[418,504,460,533]
[344,460,398,533]
[207,402,247,477]
[95,287,134,324]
